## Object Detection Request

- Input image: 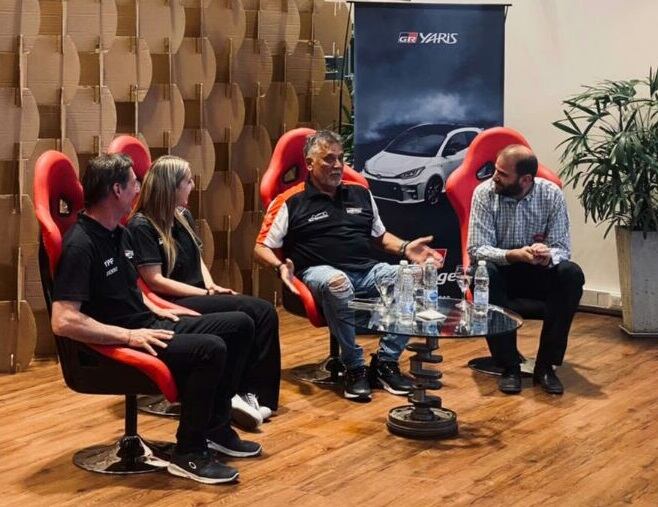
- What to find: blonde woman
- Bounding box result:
[127,155,280,430]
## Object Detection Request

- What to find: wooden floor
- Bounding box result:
[1,311,657,506]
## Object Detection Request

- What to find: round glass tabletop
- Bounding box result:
[346,297,522,338]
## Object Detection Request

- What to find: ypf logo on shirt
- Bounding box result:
[103,257,118,277]
[308,211,329,223]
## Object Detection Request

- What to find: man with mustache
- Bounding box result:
[468,144,584,395]
[255,131,443,402]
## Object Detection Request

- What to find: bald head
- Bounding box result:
[497,144,538,179]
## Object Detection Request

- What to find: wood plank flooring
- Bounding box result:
[1,311,657,506]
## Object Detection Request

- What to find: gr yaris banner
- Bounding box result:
[353,2,505,294]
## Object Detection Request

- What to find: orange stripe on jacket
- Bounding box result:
[256,181,306,245]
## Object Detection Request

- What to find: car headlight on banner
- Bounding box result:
[397,166,426,179]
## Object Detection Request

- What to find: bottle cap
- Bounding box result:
[478,260,486,266]
[400,260,409,265]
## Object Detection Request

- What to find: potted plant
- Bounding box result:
[553,68,658,336]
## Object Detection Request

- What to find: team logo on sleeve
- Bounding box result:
[124,249,134,260]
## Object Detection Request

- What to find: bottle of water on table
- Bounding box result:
[394,260,409,304]
[473,260,489,317]
[398,265,415,325]
[423,258,439,312]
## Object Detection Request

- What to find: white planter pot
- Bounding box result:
[615,226,658,337]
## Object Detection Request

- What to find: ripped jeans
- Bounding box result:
[300,263,407,370]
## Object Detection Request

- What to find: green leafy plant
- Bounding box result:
[553,68,658,236]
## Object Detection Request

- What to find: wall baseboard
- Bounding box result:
[579,288,622,316]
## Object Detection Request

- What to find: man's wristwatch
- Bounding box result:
[274,262,284,277]
[399,240,410,257]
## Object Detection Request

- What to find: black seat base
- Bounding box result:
[468,356,536,377]
[73,435,174,474]
[291,355,345,386]
[137,395,181,417]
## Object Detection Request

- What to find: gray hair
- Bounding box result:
[304,130,343,158]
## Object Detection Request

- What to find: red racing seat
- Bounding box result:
[33,150,178,473]
[108,135,184,415]
[108,135,152,182]
[260,128,368,384]
[445,127,562,375]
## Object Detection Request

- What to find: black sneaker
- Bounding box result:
[370,354,413,395]
[167,449,239,484]
[344,365,371,401]
[208,425,262,458]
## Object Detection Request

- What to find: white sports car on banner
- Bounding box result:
[364,124,482,204]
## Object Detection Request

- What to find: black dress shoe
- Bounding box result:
[533,368,564,395]
[498,368,522,394]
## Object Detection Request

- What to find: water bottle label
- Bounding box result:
[474,292,488,306]
[426,289,438,302]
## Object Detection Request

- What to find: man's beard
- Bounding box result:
[495,179,523,198]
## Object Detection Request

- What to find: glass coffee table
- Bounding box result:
[345,297,522,439]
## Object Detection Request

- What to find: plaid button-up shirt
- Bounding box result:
[467,178,571,266]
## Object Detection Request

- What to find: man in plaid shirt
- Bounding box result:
[467,145,585,395]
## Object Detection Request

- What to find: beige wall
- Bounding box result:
[504,0,657,298]
[430,0,656,298]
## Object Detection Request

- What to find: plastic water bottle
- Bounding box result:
[398,267,415,325]
[473,260,489,317]
[409,263,424,287]
[394,260,409,305]
[423,258,439,311]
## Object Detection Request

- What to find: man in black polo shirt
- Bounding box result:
[51,154,261,484]
[255,131,443,401]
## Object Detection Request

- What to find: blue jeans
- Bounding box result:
[300,262,407,370]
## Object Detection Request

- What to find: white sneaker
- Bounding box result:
[259,405,273,420]
[231,393,263,430]
[240,392,273,421]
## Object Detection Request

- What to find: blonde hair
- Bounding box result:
[130,155,200,275]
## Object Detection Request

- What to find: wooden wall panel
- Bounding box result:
[0,0,40,52]
[0,0,348,368]
[66,86,117,154]
[105,36,152,102]
[0,89,39,161]
[26,35,80,105]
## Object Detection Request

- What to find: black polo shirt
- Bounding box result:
[53,213,157,329]
[257,178,386,274]
[126,209,205,289]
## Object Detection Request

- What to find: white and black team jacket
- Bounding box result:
[257,178,386,274]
